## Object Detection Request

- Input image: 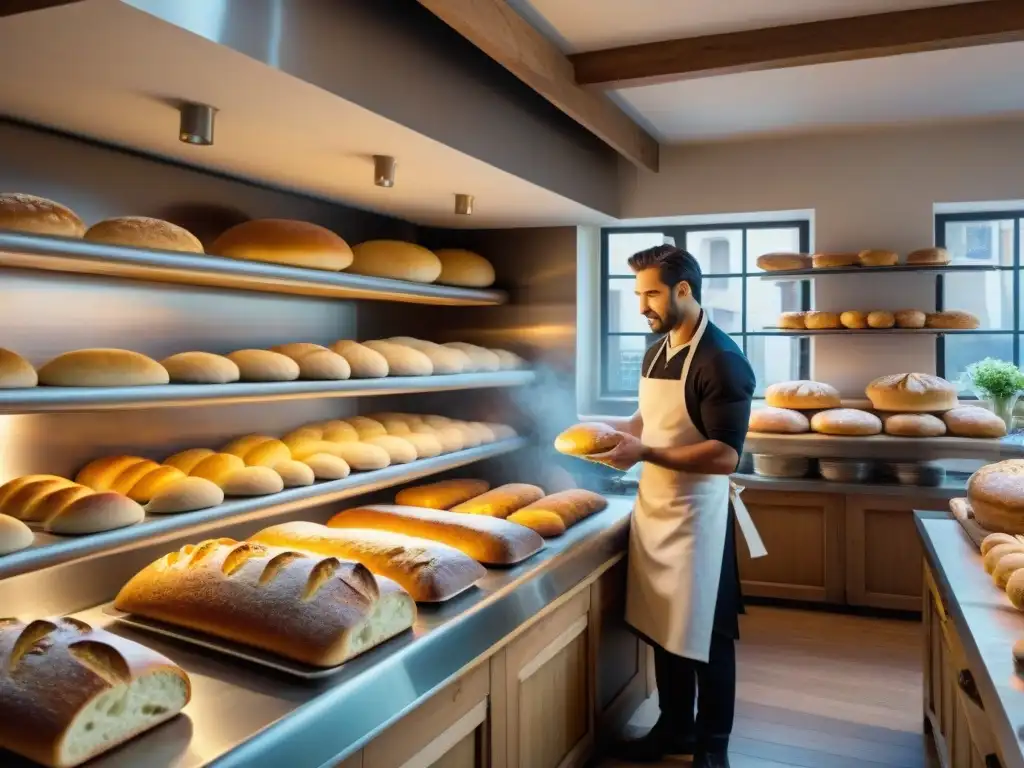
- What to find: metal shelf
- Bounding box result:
[758,263,1006,281]
[0,371,536,413]
[0,231,507,306]
[0,437,528,581]
[754,327,1000,337]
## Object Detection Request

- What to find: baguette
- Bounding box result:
[328,504,544,565]
[115,540,415,666]
[160,352,240,384]
[451,483,546,518]
[270,343,351,380]
[250,522,485,602]
[507,490,608,538]
[396,479,491,509]
[0,617,191,768]
[0,348,37,388]
[330,341,389,378]
[38,349,169,387]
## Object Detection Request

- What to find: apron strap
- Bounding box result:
[644,337,668,378]
[730,481,767,559]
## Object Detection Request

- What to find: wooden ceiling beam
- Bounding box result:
[570,0,1024,88]
[416,0,660,172]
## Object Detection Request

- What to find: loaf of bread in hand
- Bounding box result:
[507,490,608,538]
[115,540,415,666]
[250,522,486,602]
[0,616,191,768]
[328,504,543,565]
[38,349,169,387]
[451,483,546,518]
[555,422,622,456]
[0,475,146,534]
[0,348,37,388]
[395,479,491,509]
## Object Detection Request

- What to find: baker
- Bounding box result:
[591,245,766,768]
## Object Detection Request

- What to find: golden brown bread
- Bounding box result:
[943,406,1007,438]
[222,435,291,468]
[226,350,300,382]
[906,247,951,265]
[250,522,485,602]
[778,312,806,330]
[269,343,351,380]
[387,337,470,374]
[211,219,354,271]
[145,477,224,515]
[395,479,491,509]
[115,540,414,666]
[969,460,1024,534]
[0,193,85,238]
[160,352,240,384]
[434,249,496,287]
[764,380,841,410]
[984,541,1024,574]
[0,474,146,533]
[451,483,546,518]
[748,407,809,434]
[858,249,898,267]
[883,413,947,437]
[362,341,433,377]
[330,341,389,378]
[38,349,169,387]
[348,240,442,283]
[981,531,1022,556]
[1006,569,1024,612]
[810,409,882,436]
[866,311,895,329]
[506,490,608,538]
[925,310,980,330]
[839,311,866,330]
[555,422,623,456]
[993,551,1024,589]
[0,348,37,388]
[84,217,203,253]
[812,253,859,269]
[866,373,957,412]
[804,311,840,330]
[327,504,543,565]
[894,309,926,329]
[755,252,811,271]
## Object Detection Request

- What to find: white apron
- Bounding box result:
[625,312,767,662]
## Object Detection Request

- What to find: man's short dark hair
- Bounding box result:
[627,245,702,303]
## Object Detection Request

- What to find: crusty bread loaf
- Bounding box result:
[269,343,351,380]
[211,219,353,271]
[349,240,442,283]
[38,349,169,387]
[943,406,1007,438]
[365,436,418,464]
[980,531,1021,556]
[222,435,291,468]
[883,413,947,437]
[0,616,191,768]
[866,373,957,412]
[0,193,85,238]
[839,311,867,329]
[160,352,239,384]
[115,540,414,665]
[0,513,33,554]
[451,483,546,518]
[443,343,500,372]
[328,504,543,565]
[362,341,433,377]
[925,310,980,330]
[894,309,926,329]
[810,409,882,436]
[272,460,316,488]
[84,217,203,253]
[748,407,809,434]
[812,253,859,268]
[867,310,895,329]
[804,311,840,330]
[858,249,898,267]
[755,252,811,271]
[764,380,841,410]
[250,522,485,602]
[330,341,389,378]
[907,247,951,265]
[395,479,491,509]
[778,312,806,330]
[969,460,1024,534]
[226,350,300,382]
[0,348,37,388]
[506,490,608,538]
[388,337,469,374]
[146,477,224,515]
[434,249,496,287]
[555,422,623,456]
[47,492,145,535]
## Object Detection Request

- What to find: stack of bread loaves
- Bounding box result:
[776,308,977,331]
[748,381,854,434]
[0,474,146,536]
[866,373,1006,439]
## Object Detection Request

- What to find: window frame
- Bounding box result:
[598,219,812,400]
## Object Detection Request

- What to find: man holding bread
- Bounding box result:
[591,245,766,768]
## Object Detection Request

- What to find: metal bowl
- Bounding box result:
[818,458,874,483]
[889,461,946,487]
[752,454,811,478]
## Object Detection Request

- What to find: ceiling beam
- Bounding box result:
[570,0,1024,89]
[416,0,660,172]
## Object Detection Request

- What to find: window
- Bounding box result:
[935,212,1020,390]
[600,220,811,399]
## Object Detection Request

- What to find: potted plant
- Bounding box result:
[964,357,1024,430]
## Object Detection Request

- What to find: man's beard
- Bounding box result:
[645,303,683,334]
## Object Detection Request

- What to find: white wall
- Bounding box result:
[618,119,1024,395]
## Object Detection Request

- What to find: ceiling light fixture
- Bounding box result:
[455,194,474,215]
[373,155,397,188]
[178,102,217,146]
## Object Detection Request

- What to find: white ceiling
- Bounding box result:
[0,1,612,229]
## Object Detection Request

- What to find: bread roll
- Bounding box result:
[226,350,300,382]
[269,343,351,380]
[327,341,387,379]
[211,219,353,271]
[944,406,1007,438]
[221,466,285,497]
[492,349,525,370]
[907,247,951,265]
[839,311,867,330]
[75,456,151,492]
[297,440,390,471]
[84,217,203,253]
[804,311,840,330]
[187,452,246,486]
[160,352,240,384]
[145,477,224,515]
[342,416,384,440]
[443,343,501,372]
[163,448,214,474]
[434,248,496,287]
[451,483,546,518]
[983,532,1024,556]
[250,523,485,602]
[883,413,947,437]
[778,312,806,330]
[110,461,168,496]
[925,310,980,330]
[369,413,413,436]
[0,617,191,768]
[486,423,518,440]
[0,514,33,555]
[328,504,543,565]
[362,341,433,377]
[302,454,351,481]
[0,474,68,510]
[866,311,895,329]
[755,252,811,271]
[858,249,898,267]
[810,409,882,436]
[0,348,37,388]
[748,407,809,434]
[555,422,623,456]
[969,460,1024,534]
[46,492,145,534]
[322,419,361,442]
[387,337,469,374]
[894,310,926,329]
[0,193,85,238]
[993,551,1024,588]
[395,479,491,509]
[448,421,481,449]
[115,540,415,666]
[419,425,465,453]
[764,380,841,410]
[364,436,417,464]
[402,432,442,458]
[0,479,88,523]
[38,349,169,387]
[349,240,442,283]
[984,541,1024,574]
[506,490,608,538]
[1007,570,1024,611]
[812,253,859,269]
[222,435,291,468]
[272,460,316,488]
[866,373,957,412]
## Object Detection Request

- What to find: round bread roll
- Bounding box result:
[434,248,496,287]
[925,310,980,330]
[810,408,882,436]
[866,373,957,412]
[364,435,418,464]
[748,407,809,434]
[0,514,33,555]
[443,342,501,372]
[944,406,1007,439]
[756,252,811,271]
[867,311,895,329]
[840,311,867,330]
[1007,572,1024,612]
[349,240,442,283]
[211,219,353,271]
[330,340,389,378]
[994,551,1024,589]
[0,348,37,388]
[894,310,926,329]
[812,253,859,269]
[0,193,85,238]
[778,312,806,330]
[907,247,951,265]
[273,460,316,488]
[362,341,433,377]
[84,216,203,253]
[858,249,898,267]
[220,466,284,496]
[883,413,947,437]
[764,380,841,410]
[969,460,1024,534]
[302,454,351,481]
[804,311,840,330]
[226,349,300,382]
[984,541,1024,574]
[982,532,1021,555]
[161,352,240,384]
[38,349,169,387]
[270,343,351,380]
[388,337,470,374]
[146,477,224,514]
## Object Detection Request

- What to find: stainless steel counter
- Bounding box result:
[4,497,634,768]
[915,512,1024,768]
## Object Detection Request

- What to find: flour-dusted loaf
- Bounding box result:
[269,343,351,380]
[160,352,240,384]
[968,460,1024,534]
[0,514,33,555]
[866,373,957,412]
[226,349,300,382]
[0,348,37,388]
[396,479,491,509]
[0,617,191,768]
[330,340,390,378]
[211,219,354,271]
[883,413,947,437]
[0,474,146,534]
[943,406,1008,438]
[115,539,414,666]
[810,409,882,436]
[84,217,203,253]
[349,240,442,283]
[747,407,809,434]
[506,490,608,538]
[38,349,169,387]
[328,504,543,565]
[555,422,623,456]
[451,483,546,518]
[764,380,841,410]
[0,193,85,238]
[250,522,485,602]
[434,248,496,287]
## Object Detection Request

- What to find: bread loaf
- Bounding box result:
[163,450,282,495]
[84,217,203,253]
[420,425,465,453]
[362,341,433,376]
[115,540,414,665]
[555,422,623,456]
[330,341,389,378]
[755,252,811,271]
[387,337,469,374]
[993,551,1024,588]
[146,477,224,515]
[74,457,211,507]
[883,413,947,437]
[443,343,500,372]
[764,380,841,410]
[226,350,300,382]
[160,352,239,384]
[778,312,806,330]
[402,432,442,458]
[365,436,418,464]
[269,343,351,380]
[0,193,85,238]
[867,311,895,329]
[866,373,957,412]
[349,240,442,283]
[38,349,169,387]
[968,460,1024,534]
[506,490,608,538]
[184,453,245,485]
[747,407,809,434]
[925,310,980,330]
[0,348,37,388]
[981,531,1022,555]
[272,460,316,488]
[858,249,898,267]
[211,219,353,271]
[0,617,191,768]
[810,409,882,436]
[322,419,361,442]
[434,249,496,287]
[395,479,490,509]
[448,421,481,448]
[839,311,866,329]
[220,466,284,496]
[943,406,1007,438]
[984,541,1024,574]
[289,439,390,471]
[894,310,926,329]
[0,476,84,522]
[163,448,214,474]
[250,522,485,602]
[492,349,525,370]
[47,492,145,534]
[346,416,387,440]
[812,253,859,268]
[0,514,33,554]
[1006,569,1024,611]
[907,247,951,265]
[302,454,350,481]
[804,311,840,330]
[451,483,545,518]
[222,435,291,468]
[328,504,543,565]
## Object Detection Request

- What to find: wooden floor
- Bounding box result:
[600,605,935,768]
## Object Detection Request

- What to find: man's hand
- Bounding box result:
[591,432,646,471]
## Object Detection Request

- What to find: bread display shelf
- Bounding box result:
[0,437,526,581]
[0,370,536,413]
[755,327,1001,337]
[0,231,507,306]
[745,431,1024,461]
[758,263,1006,281]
